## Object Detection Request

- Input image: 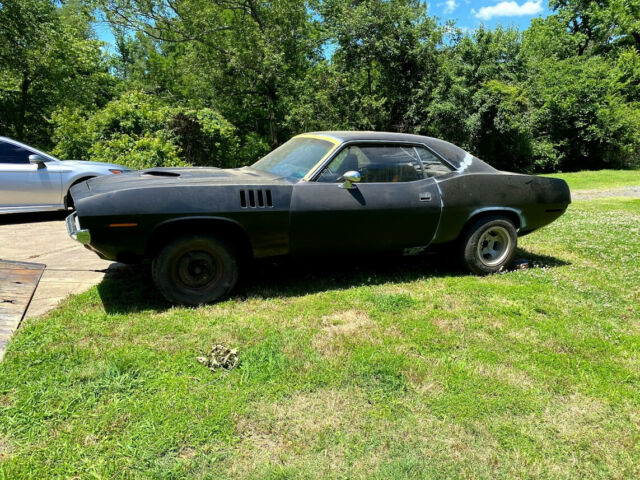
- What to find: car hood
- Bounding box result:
[62,160,130,170]
[82,166,291,195]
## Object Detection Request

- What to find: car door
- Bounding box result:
[289,143,442,255]
[0,140,63,209]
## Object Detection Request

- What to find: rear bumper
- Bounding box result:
[65,212,91,245]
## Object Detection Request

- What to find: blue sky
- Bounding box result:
[93,0,552,49]
[432,0,551,31]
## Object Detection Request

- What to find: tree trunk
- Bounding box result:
[266,84,278,149]
[632,31,640,51]
[17,74,31,140]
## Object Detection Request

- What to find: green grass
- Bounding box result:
[1,184,639,478]
[542,168,640,191]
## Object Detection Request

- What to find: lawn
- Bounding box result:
[1,174,639,479]
[543,168,640,191]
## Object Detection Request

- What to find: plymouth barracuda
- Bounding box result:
[67,132,571,304]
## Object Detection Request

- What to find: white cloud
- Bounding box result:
[474,0,543,20]
[443,0,458,13]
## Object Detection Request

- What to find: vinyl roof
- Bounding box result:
[303,131,475,168]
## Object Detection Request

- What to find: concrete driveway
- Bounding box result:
[0,211,116,319]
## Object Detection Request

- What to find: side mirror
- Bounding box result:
[29,154,48,166]
[339,170,361,189]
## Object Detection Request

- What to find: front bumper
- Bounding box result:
[65,212,91,245]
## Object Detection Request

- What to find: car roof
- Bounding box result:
[300,131,478,169]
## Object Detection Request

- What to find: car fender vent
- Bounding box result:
[240,189,273,208]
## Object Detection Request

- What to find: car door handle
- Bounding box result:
[419,192,431,201]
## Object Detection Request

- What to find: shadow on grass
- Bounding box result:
[97,249,570,315]
[514,248,571,269]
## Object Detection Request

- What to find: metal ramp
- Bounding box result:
[0,260,45,361]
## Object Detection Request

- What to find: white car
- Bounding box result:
[0,136,131,214]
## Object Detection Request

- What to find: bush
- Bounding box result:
[51,91,240,169]
[169,108,239,167]
[468,80,534,172]
[88,133,185,169]
[526,56,640,171]
[51,108,94,160]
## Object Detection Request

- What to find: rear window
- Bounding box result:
[424,138,470,168]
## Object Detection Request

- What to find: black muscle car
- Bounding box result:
[67,132,570,305]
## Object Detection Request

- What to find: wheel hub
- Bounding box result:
[177,251,219,288]
[476,226,512,266]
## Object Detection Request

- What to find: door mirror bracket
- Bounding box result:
[29,154,48,167]
[339,170,361,189]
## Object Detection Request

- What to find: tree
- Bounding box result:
[313,0,443,132]
[423,26,524,154]
[527,55,640,170]
[0,0,114,147]
[101,0,322,149]
[550,0,640,53]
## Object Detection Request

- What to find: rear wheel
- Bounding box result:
[460,216,517,274]
[152,235,238,305]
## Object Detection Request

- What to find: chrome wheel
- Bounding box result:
[476,226,512,266]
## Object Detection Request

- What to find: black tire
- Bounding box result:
[460,215,517,274]
[152,235,239,305]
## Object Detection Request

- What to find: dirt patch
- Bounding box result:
[312,310,377,355]
[572,186,640,200]
[178,447,197,460]
[0,434,14,460]
[405,367,444,396]
[431,315,465,333]
[233,388,373,473]
[543,393,606,439]
[473,363,537,389]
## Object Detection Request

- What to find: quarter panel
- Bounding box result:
[433,172,570,242]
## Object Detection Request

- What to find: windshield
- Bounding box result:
[251,137,335,180]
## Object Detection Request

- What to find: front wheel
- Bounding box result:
[460,216,517,274]
[152,235,239,305]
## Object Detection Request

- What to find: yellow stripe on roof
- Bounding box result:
[296,133,341,145]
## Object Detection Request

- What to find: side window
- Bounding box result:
[0,141,32,164]
[317,145,424,183]
[416,147,453,178]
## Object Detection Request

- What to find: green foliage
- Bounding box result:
[469,80,534,172]
[314,0,442,132]
[3,0,640,172]
[527,56,640,170]
[49,108,93,160]
[0,0,114,148]
[169,108,240,167]
[89,132,184,169]
[52,91,239,168]
[424,26,529,168]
